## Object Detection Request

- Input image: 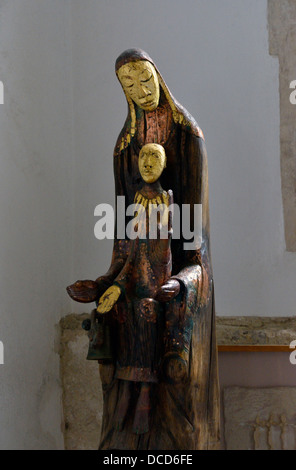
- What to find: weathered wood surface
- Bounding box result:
[67,49,220,450]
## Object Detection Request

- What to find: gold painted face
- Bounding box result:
[139,144,166,183]
[117,60,160,111]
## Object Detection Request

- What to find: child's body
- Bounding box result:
[97,143,173,434]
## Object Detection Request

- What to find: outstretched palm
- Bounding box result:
[97,285,121,314]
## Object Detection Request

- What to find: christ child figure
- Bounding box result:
[97,143,175,435]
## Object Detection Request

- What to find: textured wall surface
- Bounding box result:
[216,316,296,345]
[0,0,73,449]
[268,0,296,252]
[224,387,296,450]
[59,314,103,450]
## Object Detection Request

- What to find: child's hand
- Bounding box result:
[97,285,121,314]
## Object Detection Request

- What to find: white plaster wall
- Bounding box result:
[0,1,73,449]
[69,0,296,317]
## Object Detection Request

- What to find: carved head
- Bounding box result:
[115,49,204,145]
[117,60,160,111]
[138,143,166,183]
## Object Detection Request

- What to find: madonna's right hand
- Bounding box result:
[66,279,100,303]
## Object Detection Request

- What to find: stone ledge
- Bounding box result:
[59,313,89,330]
[216,316,296,346]
[61,313,296,346]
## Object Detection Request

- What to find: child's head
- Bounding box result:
[138,143,166,183]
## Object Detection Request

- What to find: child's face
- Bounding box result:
[139,144,166,183]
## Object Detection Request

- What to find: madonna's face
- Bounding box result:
[139,144,166,183]
[117,60,160,111]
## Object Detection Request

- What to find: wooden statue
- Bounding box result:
[67,49,220,450]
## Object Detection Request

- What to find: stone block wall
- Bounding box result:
[59,314,103,450]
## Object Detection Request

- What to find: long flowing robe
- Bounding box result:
[98,49,220,450]
[112,187,172,384]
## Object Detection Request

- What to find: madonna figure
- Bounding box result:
[67,49,220,450]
